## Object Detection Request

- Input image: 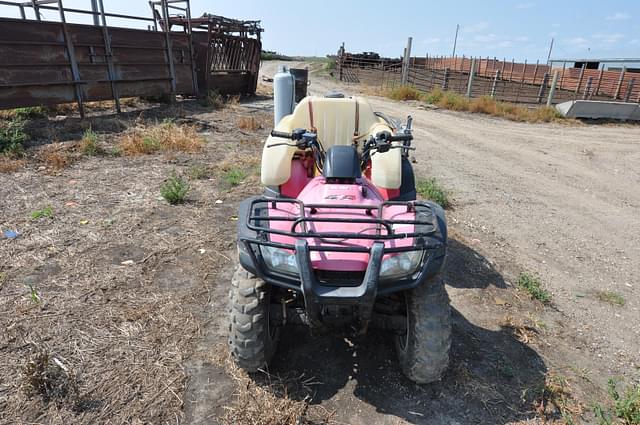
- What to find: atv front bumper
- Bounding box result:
[236,196,447,329]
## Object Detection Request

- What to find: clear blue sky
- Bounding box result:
[1,0,638,61]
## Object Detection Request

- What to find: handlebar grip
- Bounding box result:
[270,130,292,139]
[387,134,413,142]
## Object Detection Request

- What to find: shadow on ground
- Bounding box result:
[265,237,546,424]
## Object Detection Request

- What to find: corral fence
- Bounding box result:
[0,0,263,117]
[336,42,640,106]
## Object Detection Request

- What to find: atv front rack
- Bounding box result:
[244,197,444,252]
[236,196,448,329]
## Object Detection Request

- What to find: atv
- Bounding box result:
[229,95,450,383]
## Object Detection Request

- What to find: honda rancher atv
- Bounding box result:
[229,95,450,383]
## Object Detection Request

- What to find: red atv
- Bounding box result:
[229,95,450,383]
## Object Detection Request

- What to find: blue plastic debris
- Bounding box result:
[2,230,19,239]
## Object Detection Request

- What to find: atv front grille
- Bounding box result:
[314,270,366,287]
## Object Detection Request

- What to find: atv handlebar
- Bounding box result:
[375,131,413,143]
[270,130,296,139]
[387,134,413,142]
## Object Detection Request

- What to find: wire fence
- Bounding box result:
[336,51,640,106]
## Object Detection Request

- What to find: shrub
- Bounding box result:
[385,86,423,101]
[437,92,470,111]
[160,172,189,204]
[14,106,47,120]
[324,59,337,71]
[80,127,101,156]
[469,96,498,115]
[423,87,444,104]
[517,272,551,303]
[0,119,28,156]
[416,178,450,209]
[224,168,248,186]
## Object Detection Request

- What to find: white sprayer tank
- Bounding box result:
[273,65,295,126]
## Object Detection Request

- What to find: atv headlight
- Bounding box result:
[261,245,298,274]
[380,251,424,280]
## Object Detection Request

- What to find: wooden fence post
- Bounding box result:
[466,57,476,97]
[583,76,593,100]
[537,72,549,103]
[594,68,604,97]
[443,67,450,90]
[624,78,635,102]
[574,63,586,98]
[515,59,527,103]
[491,69,500,98]
[614,67,626,100]
[547,71,559,106]
[401,37,412,85]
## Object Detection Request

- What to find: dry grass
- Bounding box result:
[385,86,423,101]
[0,157,26,173]
[220,351,333,425]
[384,86,565,123]
[534,372,584,424]
[500,314,544,344]
[237,116,262,131]
[596,290,625,306]
[39,147,74,170]
[119,121,204,156]
[444,94,563,123]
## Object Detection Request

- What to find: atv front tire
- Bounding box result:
[228,265,279,371]
[395,275,451,384]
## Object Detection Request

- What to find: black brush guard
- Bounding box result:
[237,196,447,328]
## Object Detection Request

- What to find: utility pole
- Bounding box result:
[546,37,554,65]
[452,24,460,57]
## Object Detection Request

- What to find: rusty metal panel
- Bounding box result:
[0,17,195,110]
[192,31,261,96]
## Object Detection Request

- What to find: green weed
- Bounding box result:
[13,106,47,120]
[160,172,189,204]
[26,284,41,304]
[594,379,640,425]
[0,119,28,156]
[416,178,450,208]
[31,205,54,220]
[188,164,210,180]
[517,272,551,303]
[224,168,248,187]
[80,127,101,156]
[597,291,625,307]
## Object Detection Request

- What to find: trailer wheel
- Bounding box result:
[228,265,279,371]
[395,275,451,383]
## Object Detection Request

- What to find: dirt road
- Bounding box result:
[1,63,638,424]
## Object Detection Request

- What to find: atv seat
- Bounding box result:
[261,96,402,189]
